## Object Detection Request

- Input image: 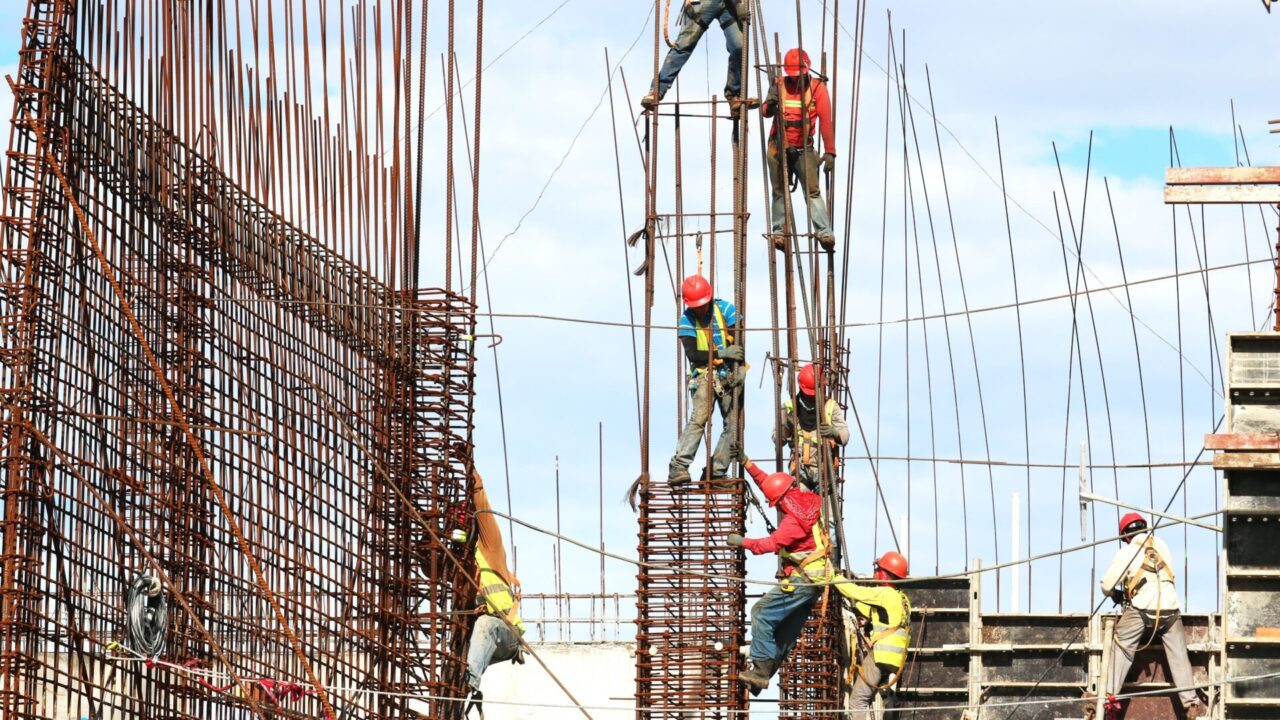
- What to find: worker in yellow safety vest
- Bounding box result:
[668,274,745,487]
[840,551,912,715]
[1095,513,1206,718]
[463,476,526,710]
[773,362,849,491]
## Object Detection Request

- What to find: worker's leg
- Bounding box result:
[1108,607,1148,696]
[748,582,822,666]
[710,379,740,478]
[669,375,714,480]
[1158,611,1200,708]
[465,615,516,691]
[795,464,819,492]
[717,7,744,98]
[766,142,789,234]
[849,652,883,714]
[795,148,832,238]
[654,1,715,98]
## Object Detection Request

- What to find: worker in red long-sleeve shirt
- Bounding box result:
[761,48,836,252]
[729,457,829,693]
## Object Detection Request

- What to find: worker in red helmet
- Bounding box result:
[641,0,757,112]
[668,275,744,487]
[761,47,836,251]
[1096,513,1206,717]
[773,363,849,491]
[730,457,831,693]
[839,551,913,713]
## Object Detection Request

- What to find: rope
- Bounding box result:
[101,645,1280,717]
[480,506,1223,589]
[124,575,168,658]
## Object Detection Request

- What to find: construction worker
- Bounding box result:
[773,362,849,491]
[641,0,754,111]
[1097,513,1207,718]
[843,551,913,715]
[668,274,744,486]
[762,48,836,250]
[462,475,525,712]
[730,458,828,693]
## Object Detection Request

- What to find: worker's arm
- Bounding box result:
[680,334,711,367]
[762,80,779,118]
[743,458,769,487]
[742,512,808,556]
[814,82,835,155]
[826,402,850,446]
[1099,546,1135,596]
[772,406,794,445]
[833,579,896,608]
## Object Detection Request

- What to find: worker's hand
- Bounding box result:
[820,152,836,174]
[819,423,841,439]
[719,345,745,362]
[727,533,744,547]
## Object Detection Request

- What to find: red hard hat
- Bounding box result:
[797,364,818,396]
[1119,512,1147,536]
[783,48,811,77]
[681,275,712,309]
[875,551,909,579]
[760,471,796,507]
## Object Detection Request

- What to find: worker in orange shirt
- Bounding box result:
[762,48,836,251]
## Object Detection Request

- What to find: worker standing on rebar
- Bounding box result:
[840,552,912,715]
[773,363,849,492]
[1097,513,1207,718]
[462,476,525,713]
[731,458,828,693]
[668,274,744,487]
[641,0,757,112]
[762,48,836,251]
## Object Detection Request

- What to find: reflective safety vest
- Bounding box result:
[782,397,839,468]
[854,587,912,670]
[690,303,733,377]
[780,515,833,581]
[476,549,525,635]
[777,77,823,149]
[1124,536,1175,602]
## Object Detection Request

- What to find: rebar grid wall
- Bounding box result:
[0,2,479,719]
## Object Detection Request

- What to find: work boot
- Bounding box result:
[817,232,836,250]
[727,95,760,115]
[739,658,778,696]
[768,233,787,252]
[641,91,659,110]
[668,467,691,487]
[1184,701,1208,718]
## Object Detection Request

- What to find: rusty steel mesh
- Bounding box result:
[0,2,479,719]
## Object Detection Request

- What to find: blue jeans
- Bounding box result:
[654,0,744,99]
[668,371,741,480]
[748,579,822,664]
[767,143,831,237]
[465,615,520,691]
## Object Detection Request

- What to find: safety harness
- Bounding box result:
[1123,536,1175,602]
[782,397,839,471]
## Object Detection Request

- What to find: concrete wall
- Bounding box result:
[466,642,638,719]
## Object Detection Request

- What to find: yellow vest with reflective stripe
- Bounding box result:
[692,303,730,354]
[782,398,838,467]
[476,549,525,635]
[853,586,911,669]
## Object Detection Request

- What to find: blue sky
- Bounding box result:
[1,1,1277,623]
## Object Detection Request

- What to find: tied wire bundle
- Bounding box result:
[125,575,168,657]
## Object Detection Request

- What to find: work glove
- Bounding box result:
[727,533,744,547]
[719,345,745,362]
[820,152,836,174]
[819,423,841,439]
